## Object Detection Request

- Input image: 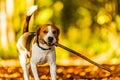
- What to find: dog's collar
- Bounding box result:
[37,43,51,50]
[36,37,51,50]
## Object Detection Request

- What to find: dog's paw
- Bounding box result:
[27,5,38,16]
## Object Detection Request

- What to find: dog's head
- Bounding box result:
[36,24,60,46]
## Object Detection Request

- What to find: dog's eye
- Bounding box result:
[43,30,48,33]
[53,31,57,34]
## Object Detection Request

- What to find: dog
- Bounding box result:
[16,5,59,80]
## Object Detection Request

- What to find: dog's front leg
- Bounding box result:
[50,62,56,80]
[30,62,39,80]
[19,54,29,80]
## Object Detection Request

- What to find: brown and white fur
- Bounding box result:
[16,6,59,80]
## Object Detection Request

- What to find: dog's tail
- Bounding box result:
[23,5,38,34]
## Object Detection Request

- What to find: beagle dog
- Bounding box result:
[16,6,59,80]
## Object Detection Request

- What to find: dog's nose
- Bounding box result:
[48,37,54,42]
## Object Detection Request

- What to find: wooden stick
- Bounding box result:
[55,43,112,73]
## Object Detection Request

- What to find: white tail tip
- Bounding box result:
[27,5,38,16]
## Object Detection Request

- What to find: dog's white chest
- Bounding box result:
[31,43,55,64]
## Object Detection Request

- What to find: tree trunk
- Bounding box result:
[0,0,8,50]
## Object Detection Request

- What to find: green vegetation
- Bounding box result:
[0,0,120,64]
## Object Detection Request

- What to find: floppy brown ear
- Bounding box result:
[57,28,60,37]
[33,27,41,44]
[56,28,60,43]
[36,27,41,36]
[36,27,41,42]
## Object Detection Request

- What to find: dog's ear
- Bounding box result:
[36,27,41,36]
[57,28,60,36]
[56,27,60,43]
[36,27,41,42]
[33,27,41,44]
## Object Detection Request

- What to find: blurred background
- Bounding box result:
[0,0,120,65]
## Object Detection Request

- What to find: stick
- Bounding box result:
[55,43,112,73]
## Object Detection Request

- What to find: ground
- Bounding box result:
[0,59,120,80]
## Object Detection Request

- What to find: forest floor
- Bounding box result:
[0,59,120,80]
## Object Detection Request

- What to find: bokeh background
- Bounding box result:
[0,0,120,65]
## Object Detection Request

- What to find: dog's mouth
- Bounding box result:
[42,39,54,46]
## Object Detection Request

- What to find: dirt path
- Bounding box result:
[0,60,120,80]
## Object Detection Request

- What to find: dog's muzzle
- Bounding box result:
[42,37,55,46]
[47,37,55,46]
[48,37,53,42]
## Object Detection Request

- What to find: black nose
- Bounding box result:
[48,37,54,42]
